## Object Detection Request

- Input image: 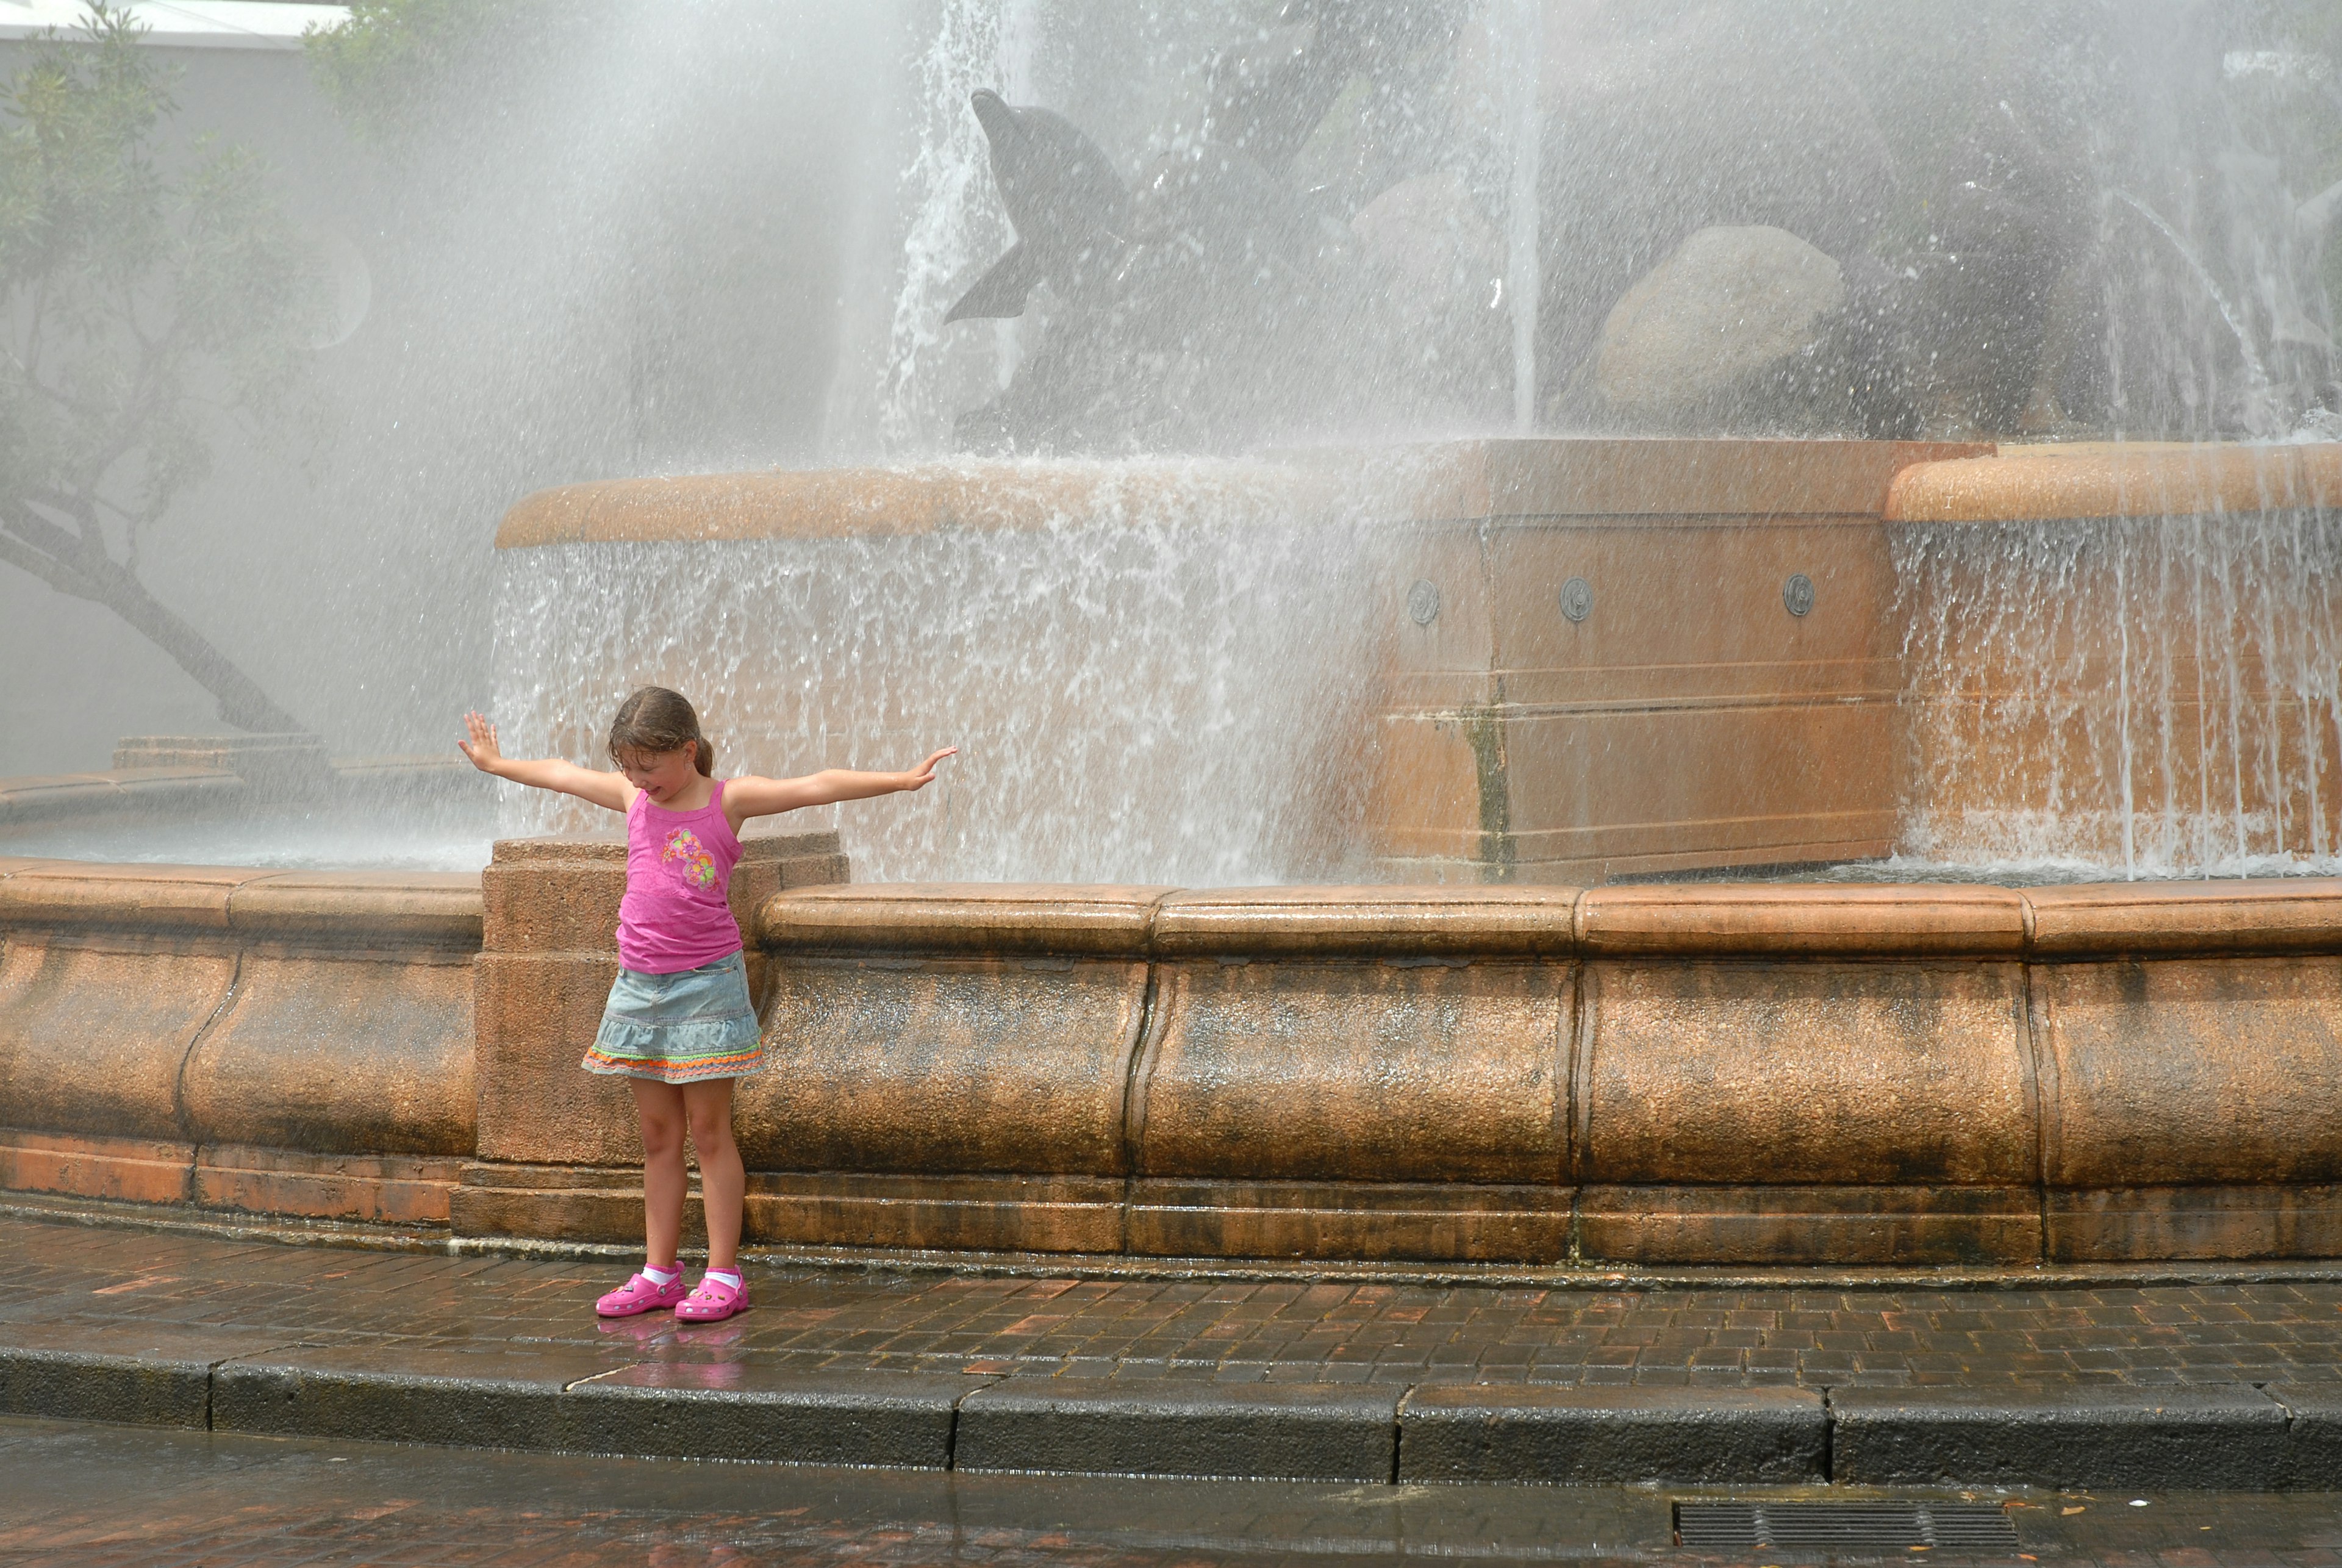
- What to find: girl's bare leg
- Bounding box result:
[629,1079,689,1268]
[682,1079,745,1270]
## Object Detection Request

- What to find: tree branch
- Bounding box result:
[10,497,101,564]
[0,521,101,599]
[0,502,304,732]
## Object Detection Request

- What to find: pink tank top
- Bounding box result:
[617,781,745,973]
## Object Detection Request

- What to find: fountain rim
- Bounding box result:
[9,851,2342,962]
[490,437,2342,551]
[1885,440,2342,523]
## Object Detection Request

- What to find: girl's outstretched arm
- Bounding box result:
[725,747,956,825]
[458,712,632,812]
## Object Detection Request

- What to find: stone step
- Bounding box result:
[2,1320,2333,1487]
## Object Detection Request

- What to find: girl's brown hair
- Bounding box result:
[607,687,714,776]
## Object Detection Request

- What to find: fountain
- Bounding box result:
[4,1,2342,1266]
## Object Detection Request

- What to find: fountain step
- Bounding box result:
[8,1210,2342,1486]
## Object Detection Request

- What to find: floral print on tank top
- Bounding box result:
[661,826,719,889]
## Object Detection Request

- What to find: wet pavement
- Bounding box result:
[2,1414,2340,1566]
[15,1209,2342,1496]
[9,1210,2342,1392]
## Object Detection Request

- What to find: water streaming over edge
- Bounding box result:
[1892,496,2342,880]
[7,2,2342,882]
[490,458,1381,886]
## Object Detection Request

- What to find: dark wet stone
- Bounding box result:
[570,1362,980,1467]
[1398,1383,1826,1484]
[212,1341,631,1449]
[955,1376,1401,1481]
[0,1322,294,1428]
[1830,1382,2290,1489]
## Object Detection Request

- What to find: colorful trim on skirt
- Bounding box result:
[583,949,764,1084]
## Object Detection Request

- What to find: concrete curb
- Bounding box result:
[1831,1384,2295,1489]
[955,1379,1402,1481]
[7,1329,2342,1487]
[212,1344,981,1469]
[0,1325,296,1430]
[1398,1384,1827,1484]
[2270,1384,2342,1491]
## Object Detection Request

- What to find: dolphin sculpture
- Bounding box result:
[945,90,1130,324]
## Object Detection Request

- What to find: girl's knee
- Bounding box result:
[638,1111,686,1156]
[687,1108,735,1154]
[682,1083,736,1147]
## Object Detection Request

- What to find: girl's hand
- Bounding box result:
[459,711,505,773]
[901,746,958,792]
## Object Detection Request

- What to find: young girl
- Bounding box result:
[460,687,953,1322]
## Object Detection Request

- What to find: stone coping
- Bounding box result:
[0,767,247,826]
[493,440,2342,553]
[0,859,482,947]
[0,758,484,832]
[1886,440,2342,523]
[493,459,1335,550]
[756,878,2342,961]
[501,439,2342,554]
[493,439,2005,550]
[1372,437,1994,523]
[10,858,2342,961]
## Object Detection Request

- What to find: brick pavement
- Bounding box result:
[9,1212,2342,1392]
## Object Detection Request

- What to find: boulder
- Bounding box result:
[1591,225,1846,422]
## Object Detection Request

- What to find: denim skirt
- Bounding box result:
[582,949,764,1084]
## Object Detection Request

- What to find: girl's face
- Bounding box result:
[618,743,699,804]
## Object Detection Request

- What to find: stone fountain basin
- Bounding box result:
[6,839,2342,1267]
[492,437,2342,885]
[0,744,495,873]
[10,436,2341,1264]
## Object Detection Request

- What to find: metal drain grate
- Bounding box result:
[1676,1501,2020,1552]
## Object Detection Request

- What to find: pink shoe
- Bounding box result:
[595,1270,689,1318]
[674,1272,751,1322]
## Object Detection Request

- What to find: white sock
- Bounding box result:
[703,1267,743,1288]
[643,1263,679,1286]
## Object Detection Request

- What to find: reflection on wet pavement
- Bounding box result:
[3,1415,2340,1566]
[18,1214,2342,1394]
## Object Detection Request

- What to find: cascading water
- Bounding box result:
[1500,0,1542,431]
[876,1,1025,454]
[1893,496,2342,880]
[9,0,2342,883]
[492,459,1381,885]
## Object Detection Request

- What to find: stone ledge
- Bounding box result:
[0,862,483,943]
[213,1340,994,1470]
[0,768,248,831]
[750,879,2342,961]
[1885,442,2342,524]
[212,1342,636,1452]
[1576,883,2027,958]
[1151,886,1579,959]
[0,1322,297,1428]
[1828,1383,2292,1489]
[761,883,1171,956]
[1397,1384,1825,1484]
[11,1322,2336,1489]
[2269,1384,2342,1491]
[2025,879,2342,957]
[576,1362,979,1467]
[954,1378,1402,1481]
